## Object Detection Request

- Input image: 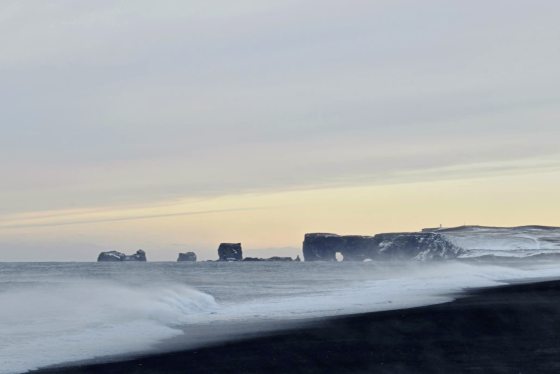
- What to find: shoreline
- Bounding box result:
[34,279,560,373]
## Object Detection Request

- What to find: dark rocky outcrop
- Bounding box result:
[218,243,243,261]
[97,249,147,262]
[242,257,264,262]
[375,232,463,260]
[267,256,294,262]
[242,256,295,262]
[339,235,380,261]
[97,251,124,262]
[302,234,345,262]
[177,252,197,262]
[303,232,463,261]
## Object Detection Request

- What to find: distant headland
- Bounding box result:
[96,225,560,263]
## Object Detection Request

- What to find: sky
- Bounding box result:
[1,0,560,260]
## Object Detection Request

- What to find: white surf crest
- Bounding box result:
[0,280,218,374]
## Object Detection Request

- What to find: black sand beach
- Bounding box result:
[36,280,560,374]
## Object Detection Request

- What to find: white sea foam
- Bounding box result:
[206,262,560,323]
[438,226,560,253]
[2,261,560,373]
[0,281,217,374]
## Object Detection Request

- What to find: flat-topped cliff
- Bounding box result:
[423,225,560,259]
[304,225,560,262]
[303,232,463,261]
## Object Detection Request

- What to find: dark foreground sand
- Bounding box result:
[36,280,560,374]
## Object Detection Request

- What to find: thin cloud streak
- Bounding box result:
[0,207,267,230]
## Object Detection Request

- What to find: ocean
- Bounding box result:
[3,260,560,373]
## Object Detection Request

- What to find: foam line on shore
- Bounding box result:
[35,279,560,373]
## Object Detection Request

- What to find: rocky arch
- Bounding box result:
[302,232,463,261]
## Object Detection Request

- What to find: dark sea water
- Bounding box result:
[2,260,560,373]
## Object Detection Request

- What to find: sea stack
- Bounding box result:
[177,252,197,262]
[218,243,243,261]
[97,249,147,262]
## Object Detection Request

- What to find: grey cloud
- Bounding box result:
[1,0,560,215]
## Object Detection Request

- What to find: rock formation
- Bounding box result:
[375,232,463,260]
[97,249,147,262]
[422,225,560,251]
[242,256,295,262]
[218,243,243,261]
[267,256,294,262]
[177,252,197,262]
[303,232,463,261]
[302,233,345,261]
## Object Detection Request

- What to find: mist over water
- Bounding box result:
[2,260,560,373]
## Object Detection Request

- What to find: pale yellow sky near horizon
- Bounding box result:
[2,1,560,260]
[2,168,559,261]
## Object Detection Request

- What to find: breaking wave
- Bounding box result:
[3,260,560,373]
[0,281,217,374]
